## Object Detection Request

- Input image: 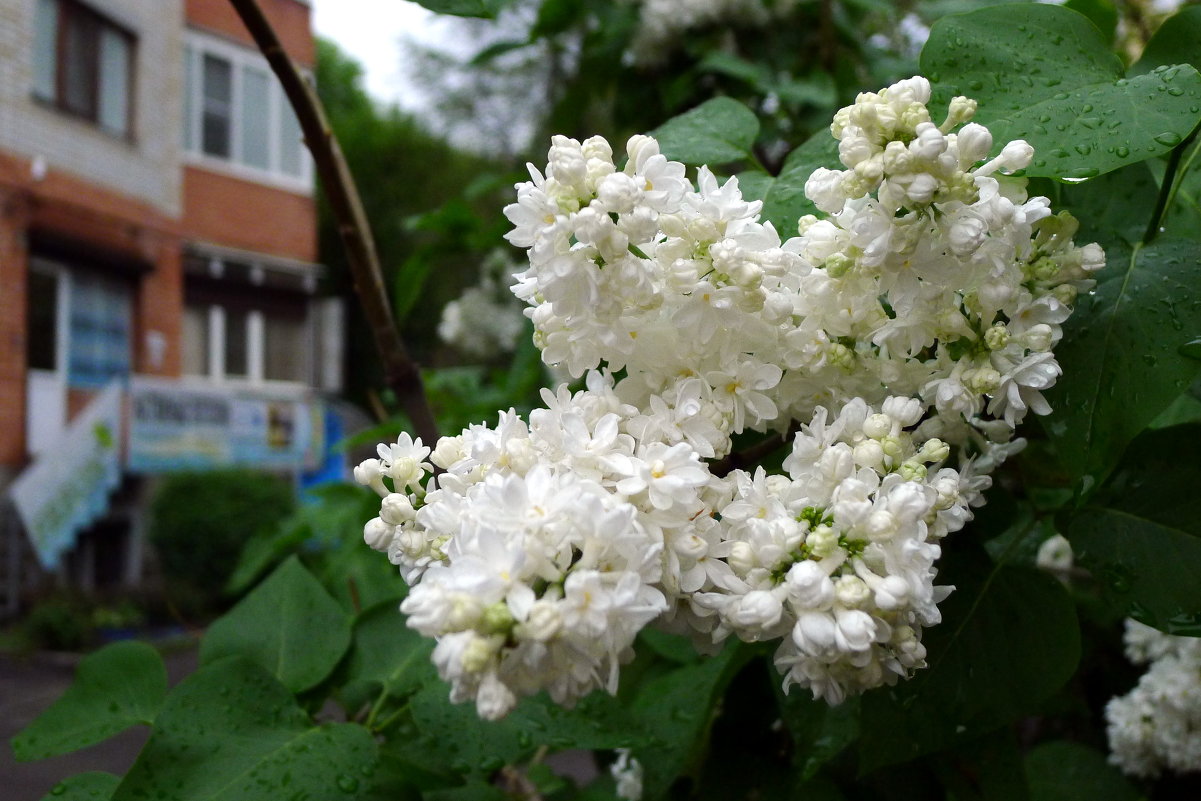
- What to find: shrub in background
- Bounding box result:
[147,469,296,616]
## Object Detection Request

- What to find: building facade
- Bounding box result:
[0,0,343,614]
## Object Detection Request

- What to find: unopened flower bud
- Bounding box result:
[480,602,515,635]
[984,324,1010,351]
[835,575,871,607]
[880,435,905,462]
[863,413,893,439]
[445,594,483,631]
[1023,323,1055,352]
[518,601,562,642]
[965,366,1002,394]
[431,436,465,469]
[863,510,898,541]
[853,439,885,469]
[461,634,500,673]
[381,493,416,525]
[824,252,854,278]
[1052,283,1078,306]
[955,123,992,165]
[363,517,394,551]
[354,459,388,497]
[1080,242,1105,272]
[728,541,756,574]
[787,560,835,609]
[917,438,950,463]
[807,525,840,558]
[731,590,784,629]
[828,343,856,370]
[942,96,977,132]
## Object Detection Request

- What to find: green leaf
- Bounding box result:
[1064,0,1117,47]
[531,0,581,38]
[425,783,509,801]
[201,556,351,693]
[637,627,701,664]
[11,641,166,761]
[405,682,647,777]
[759,131,841,236]
[345,599,435,698]
[1149,391,1201,428]
[1024,741,1142,801]
[410,0,505,18]
[859,551,1080,772]
[1049,161,1159,252]
[630,642,750,800]
[405,683,529,775]
[935,729,1031,801]
[920,4,1201,179]
[38,772,121,801]
[1042,238,1201,485]
[1069,506,1201,635]
[394,253,437,324]
[650,97,760,166]
[1130,5,1201,75]
[776,692,859,780]
[113,657,377,801]
[1068,424,1201,635]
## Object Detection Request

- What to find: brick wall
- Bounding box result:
[183,166,317,262]
[185,0,314,67]
[0,189,29,466]
[0,0,185,218]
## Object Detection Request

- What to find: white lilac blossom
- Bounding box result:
[622,0,800,66]
[1107,620,1201,777]
[611,749,644,800]
[357,77,1101,718]
[438,249,527,358]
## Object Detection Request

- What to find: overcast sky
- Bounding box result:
[310,0,437,108]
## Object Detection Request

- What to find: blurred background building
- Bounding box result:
[0,0,347,617]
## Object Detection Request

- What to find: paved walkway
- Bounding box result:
[1,644,198,801]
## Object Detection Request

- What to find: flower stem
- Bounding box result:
[226,0,440,446]
[1143,122,1201,246]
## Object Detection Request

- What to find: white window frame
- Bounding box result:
[187,302,312,391]
[183,30,313,194]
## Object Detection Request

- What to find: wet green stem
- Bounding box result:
[1143,122,1201,245]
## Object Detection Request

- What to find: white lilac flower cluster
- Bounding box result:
[437,249,527,358]
[1107,619,1201,778]
[622,0,799,66]
[356,77,1102,719]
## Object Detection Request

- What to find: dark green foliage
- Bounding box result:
[146,468,295,613]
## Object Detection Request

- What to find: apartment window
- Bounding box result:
[183,299,312,386]
[184,33,312,187]
[33,0,134,138]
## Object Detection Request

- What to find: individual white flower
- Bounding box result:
[1035,533,1073,573]
[1107,619,1201,777]
[611,748,644,800]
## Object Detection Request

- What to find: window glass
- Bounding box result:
[224,306,249,378]
[184,34,310,185]
[182,304,209,376]
[68,273,131,389]
[183,46,194,150]
[33,1,135,137]
[98,27,130,135]
[62,9,99,118]
[263,311,308,382]
[240,66,271,169]
[201,54,232,158]
[33,0,58,100]
[279,99,303,177]
[27,269,59,371]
